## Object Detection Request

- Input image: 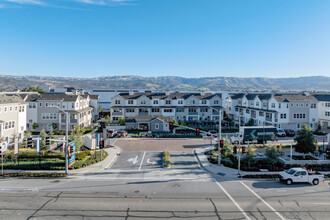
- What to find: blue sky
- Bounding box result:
[1,0,330,78]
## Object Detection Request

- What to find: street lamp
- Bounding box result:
[51,106,69,175]
[237,114,241,176]
[212,108,222,165]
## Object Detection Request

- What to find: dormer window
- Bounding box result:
[128,100,134,104]
[115,100,121,105]
[141,100,146,105]
[166,100,171,105]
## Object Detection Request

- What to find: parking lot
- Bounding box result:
[114,138,209,152]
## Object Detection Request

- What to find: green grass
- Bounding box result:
[0,172,67,178]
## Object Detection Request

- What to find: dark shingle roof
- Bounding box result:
[230,93,245,99]
[273,94,318,102]
[0,94,25,104]
[38,93,79,102]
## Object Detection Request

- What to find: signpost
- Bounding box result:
[68,141,76,168]
[0,142,8,176]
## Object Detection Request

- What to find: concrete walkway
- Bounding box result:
[194,146,330,178]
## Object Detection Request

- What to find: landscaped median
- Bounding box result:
[163,150,171,168]
[69,150,108,169]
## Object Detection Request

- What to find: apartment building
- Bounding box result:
[228,93,319,131]
[110,92,224,124]
[0,94,27,142]
[14,92,94,132]
[314,94,330,129]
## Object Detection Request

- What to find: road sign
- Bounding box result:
[0,142,8,152]
[68,141,76,167]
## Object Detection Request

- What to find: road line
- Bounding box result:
[139,151,146,171]
[213,178,251,220]
[313,203,330,205]
[240,181,286,220]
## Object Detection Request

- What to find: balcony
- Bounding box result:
[188,112,198,116]
[112,112,123,116]
[265,117,272,122]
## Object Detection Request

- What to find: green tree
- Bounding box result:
[36,86,44,94]
[39,129,47,150]
[180,120,185,126]
[69,124,85,151]
[221,137,234,157]
[294,124,315,158]
[98,105,102,113]
[243,145,256,169]
[172,119,179,125]
[265,145,278,169]
[119,116,126,124]
[32,123,39,130]
[22,129,32,148]
[51,123,57,130]
[28,86,35,92]
[247,118,254,126]
[49,127,56,145]
[105,115,111,123]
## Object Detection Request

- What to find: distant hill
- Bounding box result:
[0,75,329,92]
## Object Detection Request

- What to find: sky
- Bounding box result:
[0,0,330,78]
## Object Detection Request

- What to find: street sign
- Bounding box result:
[68,141,76,167]
[49,143,57,150]
[96,133,102,147]
[0,142,8,153]
[36,139,40,153]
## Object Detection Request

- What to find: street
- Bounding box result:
[0,148,329,220]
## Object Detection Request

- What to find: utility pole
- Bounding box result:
[218,109,222,165]
[238,115,241,176]
[65,111,69,175]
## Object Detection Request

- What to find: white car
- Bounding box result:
[279,168,324,185]
[276,128,286,137]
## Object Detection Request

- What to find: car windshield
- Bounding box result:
[286,169,296,175]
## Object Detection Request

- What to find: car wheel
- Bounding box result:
[286,179,292,185]
[313,179,319,185]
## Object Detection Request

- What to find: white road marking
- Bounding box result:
[78,177,204,181]
[313,203,330,205]
[240,181,286,220]
[127,155,139,165]
[147,158,157,165]
[213,178,251,220]
[139,152,146,171]
[276,190,287,192]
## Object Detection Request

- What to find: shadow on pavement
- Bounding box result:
[251,181,314,189]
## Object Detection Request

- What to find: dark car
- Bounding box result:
[285,129,295,137]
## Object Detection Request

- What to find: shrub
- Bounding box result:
[163,150,171,167]
[76,151,91,160]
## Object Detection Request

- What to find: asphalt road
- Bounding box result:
[0,152,329,219]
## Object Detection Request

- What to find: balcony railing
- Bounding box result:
[266,117,272,122]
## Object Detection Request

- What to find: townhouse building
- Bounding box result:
[0,94,27,142]
[110,92,224,129]
[313,94,330,129]
[228,93,319,131]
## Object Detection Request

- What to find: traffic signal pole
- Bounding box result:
[218,109,222,165]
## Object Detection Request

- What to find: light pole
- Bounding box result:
[212,108,222,165]
[237,114,241,176]
[51,106,69,175]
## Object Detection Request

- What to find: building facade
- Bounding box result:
[110,92,224,125]
[0,94,27,142]
[228,93,319,131]
[314,94,330,129]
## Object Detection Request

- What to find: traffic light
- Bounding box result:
[169,122,173,132]
[233,146,237,154]
[27,137,33,148]
[220,140,224,149]
[196,128,200,136]
[99,140,104,149]
[242,146,246,153]
[45,136,50,146]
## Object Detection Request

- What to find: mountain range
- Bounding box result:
[0,75,329,92]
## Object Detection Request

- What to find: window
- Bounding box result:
[201,100,207,104]
[325,111,330,117]
[306,103,309,107]
[152,108,160,112]
[296,103,299,107]
[311,103,316,108]
[153,100,158,105]
[291,103,294,107]
[126,108,135,113]
[271,103,275,108]
[280,114,286,119]
[297,124,301,129]
[4,107,7,112]
[115,100,121,105]
[189,108,197,113]
[15,106,18,111]
[163,109,173,113]
[294,114,296,119]
[263,102,267,107]
[178,100,183,105]
[155,123,159,129]
[246,109,250,114]
[141,100,146,105]
[259,111,264,116]
[256,102,259,107]
[113,108,122,113]
[214,100,219,105]
[200,108,208,112]
[45,102,49,107]
[72,103,75,108]
[279,103,281,108]
[235,107,238,112]
[287,104,289,108]
[9,107,12,112]
[41,113,58,120]
[29,103,36,108]
[190,100,196,105]
[128,100,134,104]
[39,103,42,107]
[165,100,171,105]
[176,108,184,112]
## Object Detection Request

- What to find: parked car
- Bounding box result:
[276,128,286,137]
[284,129,295,137]
[279,168,324,185]
[107,129,117,138]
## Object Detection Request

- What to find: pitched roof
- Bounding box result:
[38,93,79,102]
[131,115,172,122]
[313,94,330,102]
[118,92,222,100]
[273,94,318,102]
[230,93,245,99]
[0,94,25,104]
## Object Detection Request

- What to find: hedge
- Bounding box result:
[0,172,67,178]
[70,150,108,169]
[163,151,171,167]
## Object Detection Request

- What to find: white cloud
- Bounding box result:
[74,0,133,6]
[4,0,45,5]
